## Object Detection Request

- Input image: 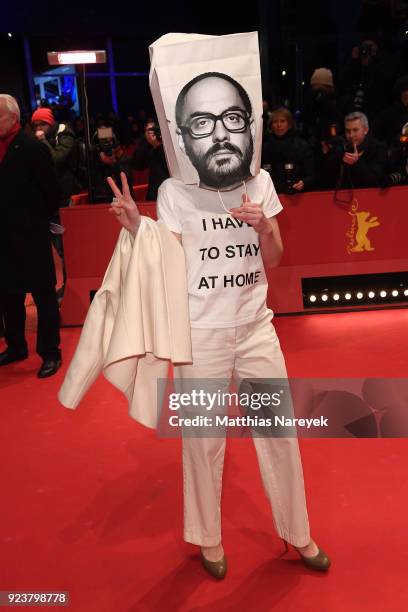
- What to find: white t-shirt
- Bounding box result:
[157,169,283,328]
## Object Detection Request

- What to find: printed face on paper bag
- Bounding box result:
[176,73,254,189]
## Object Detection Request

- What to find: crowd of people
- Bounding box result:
[262,59,408,194]
[23,41,408,214]
[29,81,407,215]
[0,44,407,378]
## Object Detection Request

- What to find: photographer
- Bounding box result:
[262,107,314,194]
[338,39,395,121]
[302,69,343,143]
[132,120,169,200]
[31,107,78,205]
[302,68,345,189]
[322,111,386,189]
[31,107,79,298]
[89,126,134,203]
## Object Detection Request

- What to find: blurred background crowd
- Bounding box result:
[19,38,408,209]
[1,0,408,377]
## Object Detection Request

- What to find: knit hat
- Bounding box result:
[310,68,334,88]
[31,107,55,126]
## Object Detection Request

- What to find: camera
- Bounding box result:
[359,43,372,58]
[353,86,365,110]
[284,162,295,193]
[324,123,344,147]
[147,124,162,141]
[381,172,407,187]
[94,126,118,157]
[343,141,357,154]
[153,125,161,140]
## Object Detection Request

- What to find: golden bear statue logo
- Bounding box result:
[346,200,380,254]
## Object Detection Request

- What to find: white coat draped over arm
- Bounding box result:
[58,217,192,429]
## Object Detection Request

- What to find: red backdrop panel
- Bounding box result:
[60,201,156,325]
[60,187,408,324]
[278,186,408,265]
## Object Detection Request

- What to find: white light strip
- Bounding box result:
[307,285,408,306]
[57,52,97,64]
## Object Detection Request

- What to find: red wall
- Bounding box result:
[60,186,408,325]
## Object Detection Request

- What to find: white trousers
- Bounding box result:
[174,310,311,548]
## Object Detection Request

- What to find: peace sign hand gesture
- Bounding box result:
[107,172,141,237]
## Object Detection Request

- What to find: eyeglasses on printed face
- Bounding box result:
[179,109,251,138]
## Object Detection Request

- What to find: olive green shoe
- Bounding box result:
[283,539,331,571]
[200,549,228,579]
[297,546,331,571]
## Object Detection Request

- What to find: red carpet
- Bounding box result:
[1,308,408,611]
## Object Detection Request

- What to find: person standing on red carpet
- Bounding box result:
[0,94,62,378]
[106,67,331,578]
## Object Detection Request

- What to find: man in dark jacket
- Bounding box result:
[31,107,79,298]
[0,95,62,377]
[31,107,79,206]
[322,111,386,189]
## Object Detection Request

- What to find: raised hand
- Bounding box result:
[229,194,273,235]
[34,130,46,141]
[107,172,141,237]
[343,142,360,165]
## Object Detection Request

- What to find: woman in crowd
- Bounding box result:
[262,107,314,194]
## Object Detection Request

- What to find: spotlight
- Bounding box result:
[368,291,375,298]
[321,294,328,302]
[47,50,107,65]
[392,290,399,297]
[380,290,387,298]
[309,295,317,302]
[356,292,363,299]
[7,33,12,38]
[282,70,287,76]
[404,289,408,297]
[333,293,340,301]
[345,293,352,300]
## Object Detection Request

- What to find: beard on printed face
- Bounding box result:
[184,137,254,189]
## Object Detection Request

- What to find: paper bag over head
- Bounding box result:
[149,32,263,186]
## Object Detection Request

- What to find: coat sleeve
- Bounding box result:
[322,147,343,189]
[31,142,61,217]
[351,142,387,187]
[132,137,153,170]
[57,291,107,409]
[298,138,314,190]
[43,128,76,169]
